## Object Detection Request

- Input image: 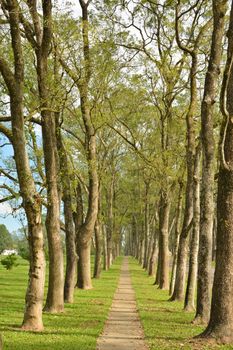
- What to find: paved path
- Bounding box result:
[96,257,148,350]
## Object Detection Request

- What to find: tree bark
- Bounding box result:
[57,127,77,303]
[63,194,77,303]
[169,181,183,296]
[77,239,92,289]
[158,191,171,290]
[184,144,201,311]
[106,177,114,269]
[139,232,145,266]
[143,181,150,269]
[195,0,227,324]
[103,225,108,270]
[154,241,161,285]
[148,230,158,277]
[93,217,103,279]
[40,65,64,309]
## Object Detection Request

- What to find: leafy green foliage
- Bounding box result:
[0,225,13,253]
[1,254,18,270]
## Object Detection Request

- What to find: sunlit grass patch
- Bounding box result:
[0,256,122,350]
[129,257,232,350]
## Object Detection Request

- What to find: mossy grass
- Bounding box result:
[0,256,122,349]
[129,257,232,350]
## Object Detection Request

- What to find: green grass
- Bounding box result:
[129,257,233,350]
[0,256,122,350]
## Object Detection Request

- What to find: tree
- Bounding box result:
[0,224,13,253]
[195,0,228,324]
[171,0,210,302]
[60,0,99,290]
[199,0,233,342]
[0,0,45,331]
[20,0,65,313]
[1,254,18,270]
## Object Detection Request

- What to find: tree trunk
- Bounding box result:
[42,112,64,313]
[143,182,150,269]
[103,225,108,270]
[158,191,171,290]
[146,230,154,271]
[57,127,77,303]
[107,238,113,269]
[155,242,161,285]
[93,218,103,279]
[139,234,145,266]
[148,231,158,277]
[22,203,45,329]
[169,181,183,296]
[77,238,92,289]
[194,0,227,324]
[63,195,77,303]
[106,178,114,269]
[184,144,201,311]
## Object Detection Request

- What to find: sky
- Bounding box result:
[0,143,20,232]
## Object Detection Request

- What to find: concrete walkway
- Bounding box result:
[96,257,148,350]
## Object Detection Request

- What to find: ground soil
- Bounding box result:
[96,257,148,350]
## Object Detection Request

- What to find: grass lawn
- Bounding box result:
[129,257,233,350]
[0,256,122,350]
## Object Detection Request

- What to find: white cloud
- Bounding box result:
[0,202,12,216]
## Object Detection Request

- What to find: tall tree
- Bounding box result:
[171,0,209,302]
[200,0,233,342]
[26,0,64,313]
[195,0,228,324]
[0,0,45,330]
[61,0,99,289]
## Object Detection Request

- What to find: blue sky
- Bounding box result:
[0,142,21,233]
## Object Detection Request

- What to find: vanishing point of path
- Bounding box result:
[97,257,148,350]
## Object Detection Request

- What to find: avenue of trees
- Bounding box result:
[0,0,233,345]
